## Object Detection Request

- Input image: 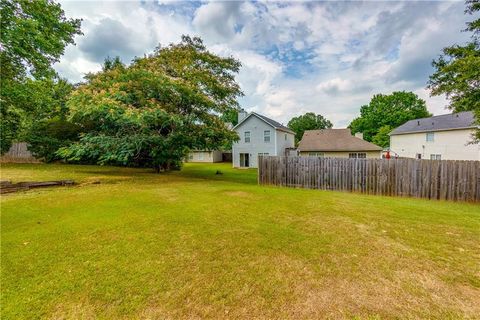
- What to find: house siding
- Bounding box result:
[390,128,480,160]
[276,130,295,156]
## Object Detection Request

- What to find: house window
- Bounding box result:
[308,152,324,157]
[285,133,287,141]
[426,132,434,142]
[188,153,193,160]
[264,130,270,142]
[244,131,250,143]
[349,153,367,159]
[416,153,422,159]
[430,154,441,160]
[198,152,204,161]
[258,153,269,157]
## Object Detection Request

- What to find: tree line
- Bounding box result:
[0,0,478,171]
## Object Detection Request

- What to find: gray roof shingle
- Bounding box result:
[390,111,476,135]
[253,112,294,133]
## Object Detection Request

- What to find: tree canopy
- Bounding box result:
[287,112,333,144]
[428,0,480,140]
[0,0,82,154]
[348,92,431,148]
[58,36,243,172]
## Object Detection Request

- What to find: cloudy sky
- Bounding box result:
[55,0,470,127]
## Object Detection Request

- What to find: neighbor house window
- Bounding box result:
[426,132,434,142]
[308,152,324,157]
[188,153,193,160]
[264,130,270,142]
[430,154,441,160]
[416,153,422,159]
[258,153,269,157]
[285,133,287,141]
[349,153,367,159]
[244,131,250,143]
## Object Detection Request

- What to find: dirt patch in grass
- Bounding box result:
[49,301,96,320]
[223,190,254,198]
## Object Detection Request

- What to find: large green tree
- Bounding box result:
[287,112,333,144]
[24,78,84,162]
[428,0,480,140]
[349,92,431,148]
[58,36,242,172]
[0,0,81,153]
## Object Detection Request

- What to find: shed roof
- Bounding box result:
[390,111,476,135]
[298,129,382,152]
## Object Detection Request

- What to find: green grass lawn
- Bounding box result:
[1,163,479,319]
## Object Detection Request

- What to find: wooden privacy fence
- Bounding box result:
[258,156,480,202]
[0,142,40,163]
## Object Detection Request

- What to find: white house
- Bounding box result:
[389,111,479,160]
[232,111,295,168]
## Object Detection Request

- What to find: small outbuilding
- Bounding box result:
[297,129,382,158]
[186,150,223,163]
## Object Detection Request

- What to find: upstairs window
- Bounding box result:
[430,154,441,160]
[264,130,270,143]
[244,131,250,143]
[426,132,434,142]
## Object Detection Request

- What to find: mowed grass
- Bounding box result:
[1,163,479,319]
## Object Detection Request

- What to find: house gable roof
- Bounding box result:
[298,129,382,152]
[390,111,476,135]
[233,112,295,134]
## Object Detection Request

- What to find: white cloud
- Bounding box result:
[54,0,471,127]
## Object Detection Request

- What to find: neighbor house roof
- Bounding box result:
[390,111,476,135]
[298,129,382,152]
[233,112,295,134]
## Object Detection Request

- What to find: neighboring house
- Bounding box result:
[297,129,382,158]
[389,111,479,161]
[186,150,223,163]
[232,110,295,168]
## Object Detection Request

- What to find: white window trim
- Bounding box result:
[244,131,250,143]
[264,130,271,143]
[349,152,367,159]
[426,132,434,142]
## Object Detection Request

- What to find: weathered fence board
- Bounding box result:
[0,142,40,163]
[258,156,480,202]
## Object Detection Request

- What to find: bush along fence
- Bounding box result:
[258,156,480,202]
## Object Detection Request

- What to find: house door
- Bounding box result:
[240,153,250,167]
